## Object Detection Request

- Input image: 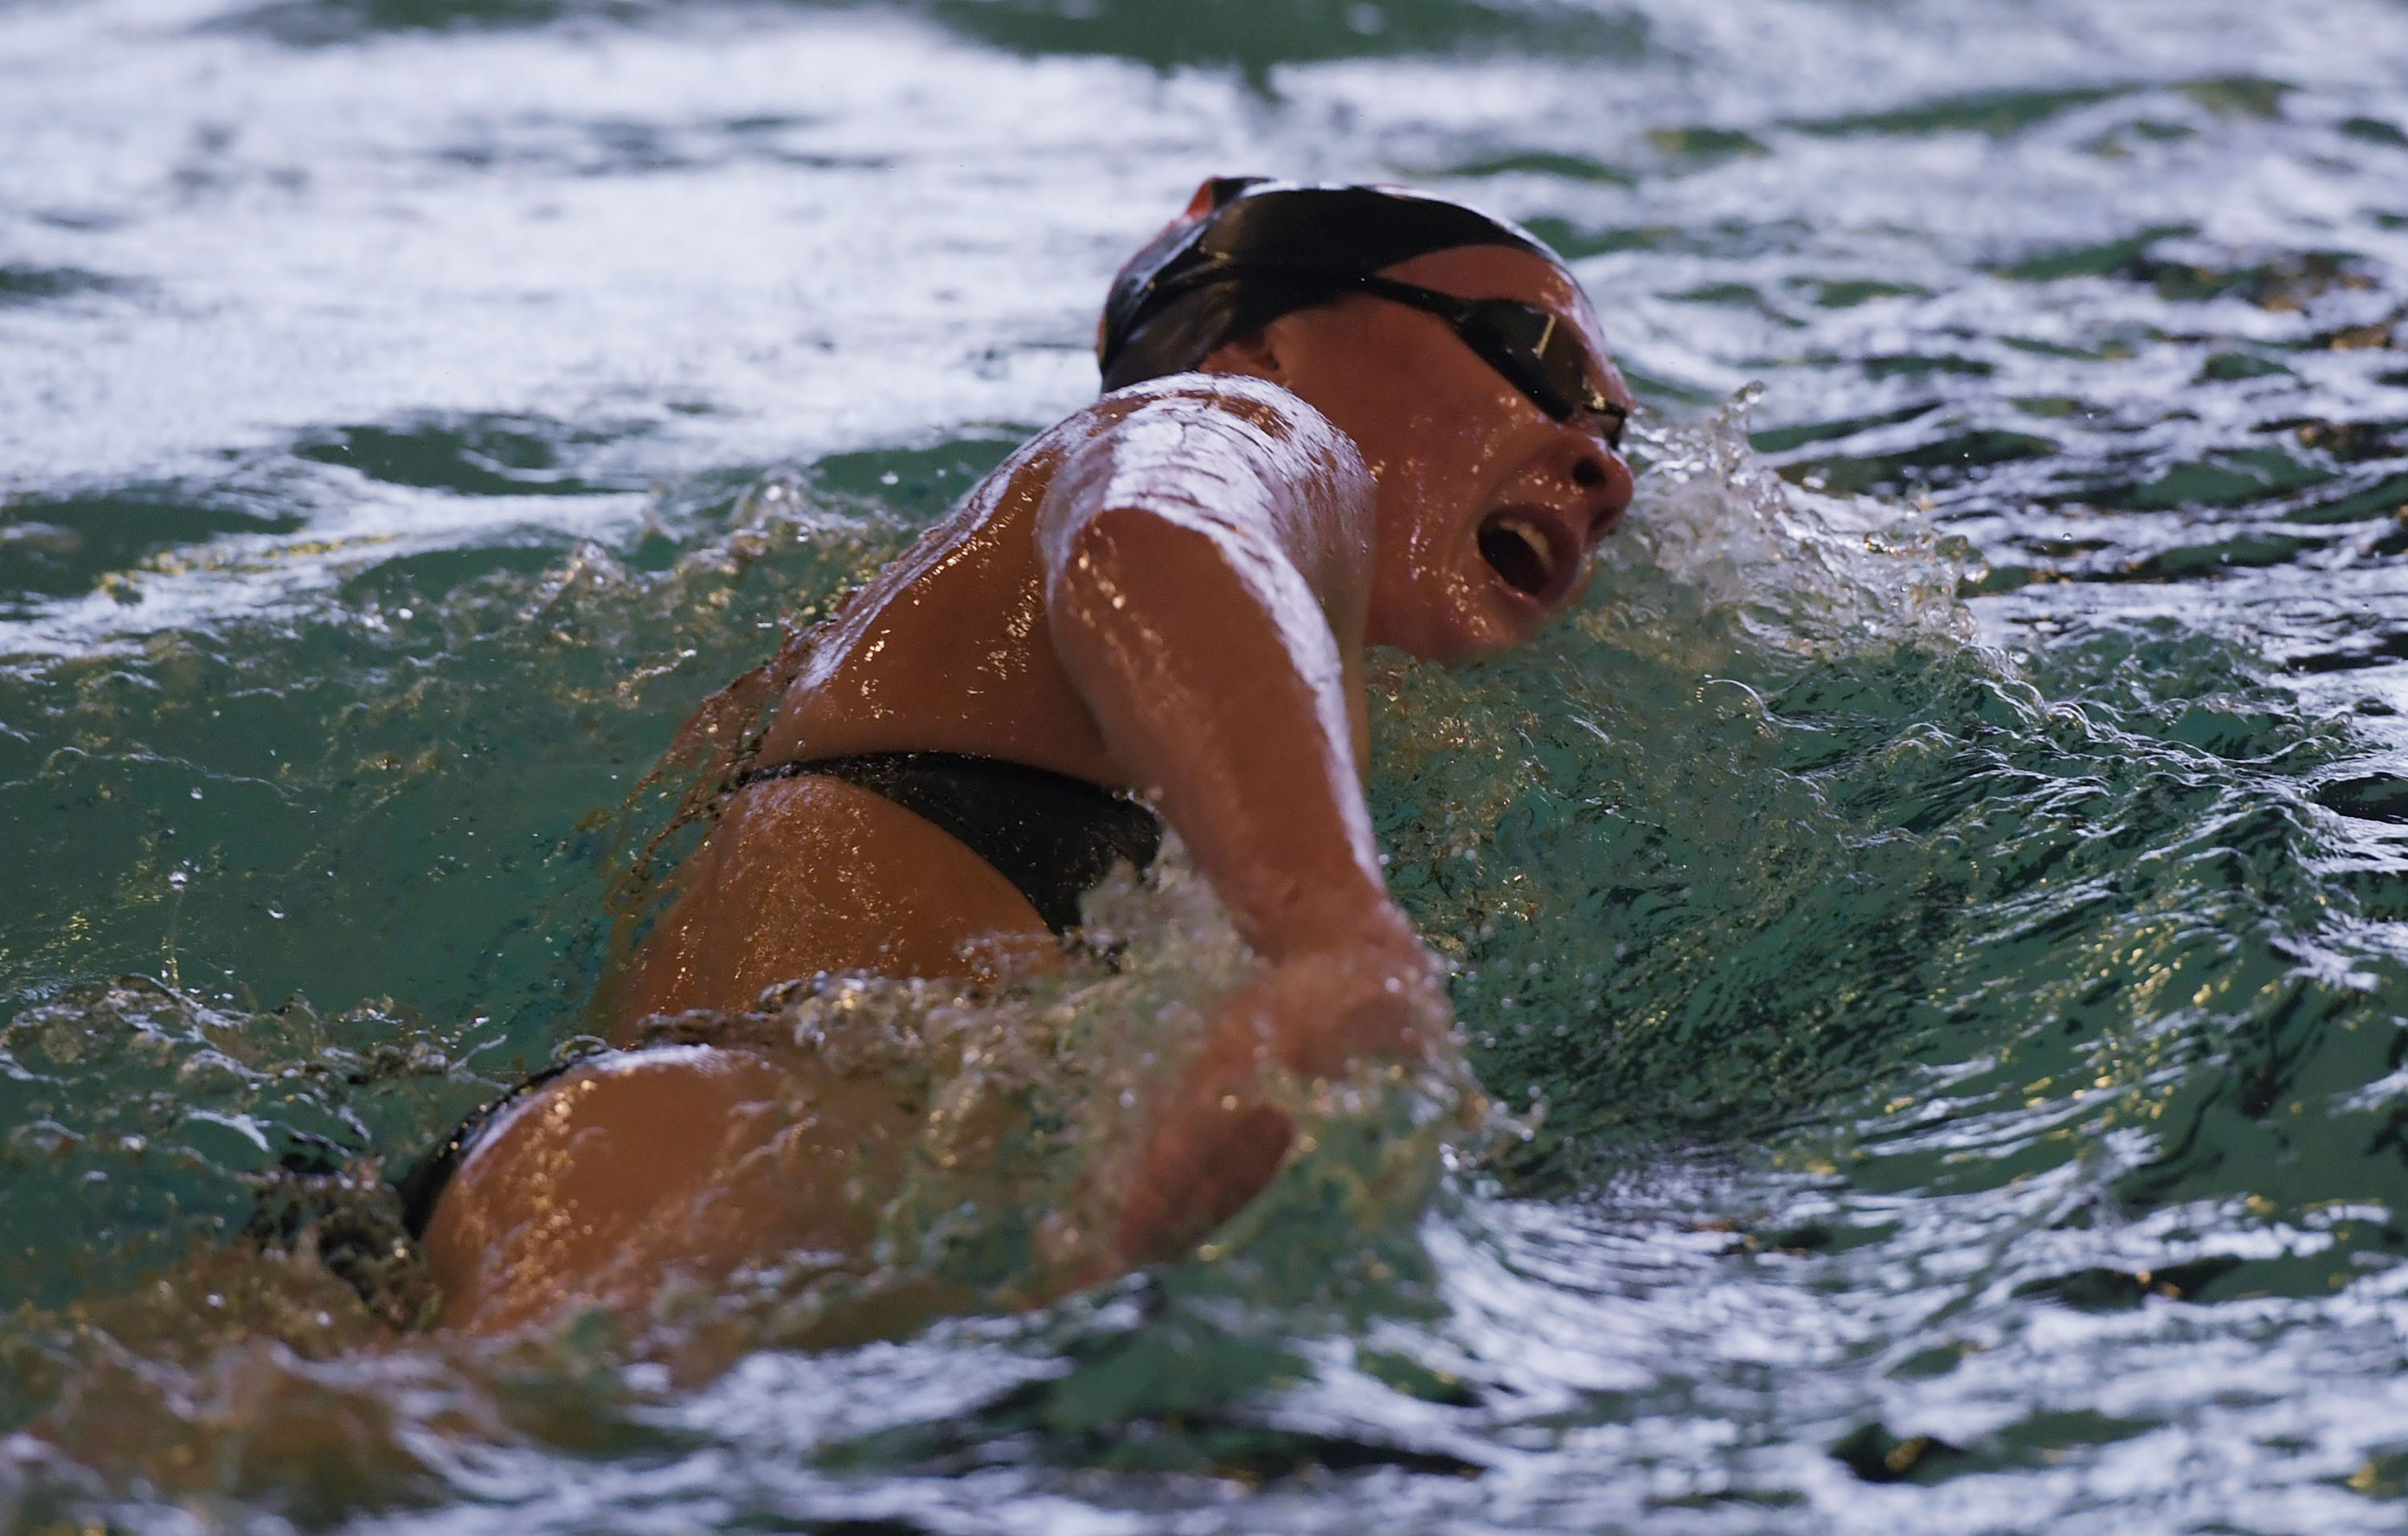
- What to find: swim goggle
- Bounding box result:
[1145,261,1629,448]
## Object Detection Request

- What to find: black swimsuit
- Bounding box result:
[395,751,1161,1241]
[735,752,1162,936]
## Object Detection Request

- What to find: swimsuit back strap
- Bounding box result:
[738,752,1162,935]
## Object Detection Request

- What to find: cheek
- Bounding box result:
[1376,414,1512,561]
[1369,441,1506,580]
[1368,499,1529,663]
[1367,445,1458,577]
[1369,369,1511,480]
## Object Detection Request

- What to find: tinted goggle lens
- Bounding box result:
[1458,302,1618,434]
[1168,265,1628,443]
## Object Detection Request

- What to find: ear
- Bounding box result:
[1197,325,1286,383]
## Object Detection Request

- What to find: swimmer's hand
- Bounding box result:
[1113,923,1452,1267]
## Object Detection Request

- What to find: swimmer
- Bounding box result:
[410,178,1637,1333]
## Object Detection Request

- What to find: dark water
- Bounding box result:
[5,0,2408,1530]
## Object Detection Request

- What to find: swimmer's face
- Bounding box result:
[1208,245,1637,664]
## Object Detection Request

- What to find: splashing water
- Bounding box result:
[3,391,2386,1531]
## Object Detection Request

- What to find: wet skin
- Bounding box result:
[421,244,1636,1333]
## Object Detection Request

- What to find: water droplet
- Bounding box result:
[397,606,414,620]
[189,786,203,800]
[879,470,901,486]
[266,903,285,919]
[168,871,188,890]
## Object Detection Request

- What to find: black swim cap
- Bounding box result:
[1096,177,1562,392]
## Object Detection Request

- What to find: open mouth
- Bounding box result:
[1476,508,1575,604]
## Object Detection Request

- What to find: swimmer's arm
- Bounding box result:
[1038,389,1450,1262]
[1038,389,1408,968]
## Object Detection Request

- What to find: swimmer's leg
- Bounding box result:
[420,1045,918,1334]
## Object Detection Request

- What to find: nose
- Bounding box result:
[1565,441,1634,544]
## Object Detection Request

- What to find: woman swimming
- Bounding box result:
[413,178,1637,1333]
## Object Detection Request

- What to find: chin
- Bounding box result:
[1389,602,1540,666]
[1452,622,1542,666]
[1369,555,1556,663]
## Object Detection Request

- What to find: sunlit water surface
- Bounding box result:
[6,0,2408,1530]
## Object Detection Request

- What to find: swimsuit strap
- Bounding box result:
[735,752,1162,936]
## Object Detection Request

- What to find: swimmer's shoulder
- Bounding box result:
[1026,373,1371,507]
[1092,372,1362,466]
[918,376,1369,561]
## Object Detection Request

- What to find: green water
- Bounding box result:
[5,0,2408,1530]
